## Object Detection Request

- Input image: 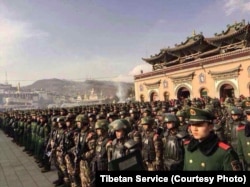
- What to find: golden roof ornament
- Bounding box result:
[192,30,196,36]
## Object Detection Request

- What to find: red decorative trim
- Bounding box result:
[218,142,230,150]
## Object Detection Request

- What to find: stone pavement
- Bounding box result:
[0,130,57,187]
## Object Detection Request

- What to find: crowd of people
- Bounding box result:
[0,95,250,187]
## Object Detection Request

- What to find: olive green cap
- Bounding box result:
[187,107,214,124]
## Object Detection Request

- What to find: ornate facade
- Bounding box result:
[134,20,250,102]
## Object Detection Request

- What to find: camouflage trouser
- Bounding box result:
[79,160,93,187]
[145,161,156,171]
[56,150,69,183]
[144,161,162,171]
[65,154,80,187]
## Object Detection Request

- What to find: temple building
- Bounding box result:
[134,20,250,102]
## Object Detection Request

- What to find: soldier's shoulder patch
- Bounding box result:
[183,140,190,145]
[237,126,245,131]
[218,141,230,150]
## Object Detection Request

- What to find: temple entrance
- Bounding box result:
[177,87,190,100]
[219,84,235,102]
[150,91,159,102]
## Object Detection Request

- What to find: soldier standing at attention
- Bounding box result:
[183,107,242,171]
[139,116,163,171]
[107,119,144,171]
[90,119,111,184]
[237,99,250,170]
[66,114,96,187]
[224,107,244,151]
[161,113,189,171]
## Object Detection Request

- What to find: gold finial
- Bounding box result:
[192,30,196,36]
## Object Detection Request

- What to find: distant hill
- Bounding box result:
[22,78,134,100]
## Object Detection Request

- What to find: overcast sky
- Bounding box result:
[0,0,249,86]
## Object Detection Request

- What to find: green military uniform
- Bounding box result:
[237,100,250,170]
[183,107,242,171]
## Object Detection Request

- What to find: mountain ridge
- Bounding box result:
[22,78,134,100]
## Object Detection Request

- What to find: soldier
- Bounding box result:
[28,111,38,156]
[90,119,111,183]
[139,116,163,171]
[23,113,32,153]
[66,114,96,187]
[176,109,189,134]
[59,114,76,186]
[237,99,250,170]
[161,113,188,171]
[88,113,96,131]
[42,116,58,173]
[53,116,67,187]
[183,107,242,170]
[36,114,51,170]
[225,107,244,150]
[107,119,144,171]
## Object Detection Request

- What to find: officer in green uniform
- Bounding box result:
[183,107,242,171]
[237,99,250,170]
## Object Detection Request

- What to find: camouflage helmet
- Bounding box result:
[65,114,75,122]
[176,110,186,118]
[75,114,89,123]
[95,119,109,131]
[140,116,155,126]
[109,119,130,132]
[57,116,66,123]
[163,113,179,127]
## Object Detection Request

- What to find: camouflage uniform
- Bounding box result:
[66,114,96,187]
[225,107,244,150]
[90,119,111,184]
[161,113,188,171]
[139,116,163,171]
[107,119,144,171]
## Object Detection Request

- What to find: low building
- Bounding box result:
[134,20,250,102]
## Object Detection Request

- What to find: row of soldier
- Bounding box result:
[0,96,250,187]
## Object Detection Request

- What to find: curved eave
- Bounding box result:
[165,35,204,52]
[142,52,165,63]
[208,64,242,75]
[205,24,249,42]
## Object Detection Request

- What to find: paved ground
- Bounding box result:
[0,130,57,187]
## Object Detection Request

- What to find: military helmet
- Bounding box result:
[109,119,130,132]
[230,107,242,115]
[57,116,66,122]
[65,114,75,122]
[95,119,109,131]
[140,116,155,126]
[75,114,89,123]
[163,113,179,127]
[163,113,178,122]
[176,110,186,117]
